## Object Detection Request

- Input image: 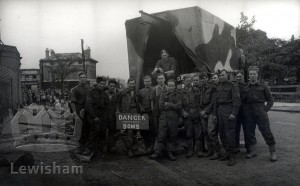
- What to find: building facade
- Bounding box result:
[20,69,40,92]
[39,47,97,90]
[0,44,22,123]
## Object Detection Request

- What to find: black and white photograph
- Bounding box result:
[0,0,299,185]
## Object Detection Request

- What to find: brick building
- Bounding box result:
[39,47,97,90]
[0,44,22,123]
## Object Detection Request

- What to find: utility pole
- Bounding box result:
[81,39,85,72]
[0,19,4,45]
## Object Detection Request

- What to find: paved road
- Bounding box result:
[0,111,299,185]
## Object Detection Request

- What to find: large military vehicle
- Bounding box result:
[125,6,241,88]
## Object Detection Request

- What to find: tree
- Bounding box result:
[46,59,79,98]
[236,12,299,85]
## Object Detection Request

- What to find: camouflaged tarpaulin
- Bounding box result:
[125,6,239,87]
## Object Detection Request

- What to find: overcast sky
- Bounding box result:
[0,0,299,80]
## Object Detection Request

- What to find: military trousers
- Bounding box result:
[107,118,117,151]
[201,113,220,154]
[155,111,179,153]
[79,110,90,151]
[243,103,276,147]
[184,116,201,152]
[140,112,156,149]
[235,107,248,149]
[86,117,106,153]
[217,104,237,155]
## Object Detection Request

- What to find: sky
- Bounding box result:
[0,0,299,80]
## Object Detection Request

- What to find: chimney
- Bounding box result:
[84,47,91,59]
[45,48,49,58]
[50,49,55,57]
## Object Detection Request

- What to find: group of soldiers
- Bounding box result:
[70,65,277,166]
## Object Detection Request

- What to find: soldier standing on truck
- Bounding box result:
[149,79,182,161]
[213,69,240,166]
[151,49,177,79]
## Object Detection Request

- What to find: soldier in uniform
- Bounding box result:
[139,75,156,153]
[214,69,240,166]
[82,77,109,158]
[151,49,177,79]
[199,72,220,160]
[70,72,90,154]
[149,79,182,161]
[116,77,141,157]
[234,71,248,152]
[181,75,201,158]
[106,79,119,153]
[192,74,200,87]
[242,68,277,162]
[150,73,167,135]
[210,73,220,85]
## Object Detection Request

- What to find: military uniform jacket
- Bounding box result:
[106,91,118,123]
[214,81,240,116]
[242,82,274,111]
[181,86,200,118]
[155,57,177,72]
[199,83,216,114]
[139,87,153,113]
[70,83,89,114]
[85,88,109,122]
[159,89,182,112]
[117,89,140,113]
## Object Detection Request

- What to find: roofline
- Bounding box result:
[39,58,98,63]
[125,6,234,28]
[20,68,40,71]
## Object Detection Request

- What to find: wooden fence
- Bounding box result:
[269,85,300,102]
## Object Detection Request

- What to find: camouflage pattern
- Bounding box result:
[125,7,238,89]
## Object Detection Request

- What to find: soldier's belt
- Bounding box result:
[218,102,232,106]
[200,104,210,109]
[245,102,265,105]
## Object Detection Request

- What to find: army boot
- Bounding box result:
[210,152,220,160]
[167,152,177,161]
[186,151,194,158]
[269,145,277,162]
[219,153,229,161]
[227,155,236,166]
[195,140,204,158]
[246,145,257,159]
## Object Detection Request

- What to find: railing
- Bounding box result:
[270,85,300,102]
